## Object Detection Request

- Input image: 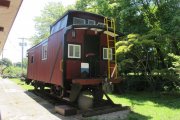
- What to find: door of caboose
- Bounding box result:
[84,35,100,77]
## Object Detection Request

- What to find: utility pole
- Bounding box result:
[19,38,27,76]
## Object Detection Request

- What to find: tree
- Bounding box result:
[14,62,21,68]
[168,53,180,76]
[75,0,149,33]
[2,66,22,78]
[156,0,180,55]
[0,58,12,67]
[0,58,13,75]
[31,2,74,45]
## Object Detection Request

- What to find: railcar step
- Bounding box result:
[63,97,70,102]
[55,105,77,116]
[66,90,71,94]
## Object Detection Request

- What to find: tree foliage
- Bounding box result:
[0,58,25,78]
[2,66,24,78]
[31,2,74,45]
[0,58,13,74]
[14,58,28,68]
[0,58,12,67]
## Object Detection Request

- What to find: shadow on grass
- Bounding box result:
[127,111,152,120]
[113,92,180,109]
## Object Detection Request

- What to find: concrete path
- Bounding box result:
[0,78,80,120]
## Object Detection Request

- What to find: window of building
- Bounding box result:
[73,17,85,25]
[88,19,95,25]
[97,22,104,26]
[42,43,48,60]
[103,48,112,60]
[68,44,81,58]
[31,56,34,63]
[50,15,68,34]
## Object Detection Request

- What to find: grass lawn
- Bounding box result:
[109,92,180,120]
[10,78,34,90]
[10,78,180,120]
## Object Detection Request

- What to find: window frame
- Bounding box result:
[73,17,86,25]
[42,43,48,60]
[88,19,96,25]
[68,44,81,59]
[103,48,112,60]
[50,15,68,35]
[97,22,104,26]
[31,56,34,63]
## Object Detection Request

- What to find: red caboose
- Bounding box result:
[26,10,123,108]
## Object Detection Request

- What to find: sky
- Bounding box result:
[1,0,77,63]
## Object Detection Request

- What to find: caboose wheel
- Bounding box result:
[78,90,93,110]
[33,83,38,90]
[34,85,38,90]
[40,85,44,91]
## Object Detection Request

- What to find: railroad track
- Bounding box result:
[29,89,73,106]
[28,89,130,117]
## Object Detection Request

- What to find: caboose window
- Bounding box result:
[73,17,85,25]
[103,48,112,60]
[97,22,104,25]
[88,19,95,25]
[42,43,48,60]
[68,44,81,58]
[31,56,34,63]
[50,15,68,35]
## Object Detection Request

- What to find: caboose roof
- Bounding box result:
[28,10,124,52]
[27,39,48,52]
[67,24,124,37]
[51,10,105,28]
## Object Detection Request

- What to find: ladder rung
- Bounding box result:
[105,19,113,21]
[109,61,115,63]
[109,67,116,68]
[66,90,71,94]
[108,40,115,42]
[63,97,70,102]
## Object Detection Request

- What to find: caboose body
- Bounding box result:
[26,10,122,108]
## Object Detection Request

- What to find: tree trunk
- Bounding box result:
[156,47,166,68]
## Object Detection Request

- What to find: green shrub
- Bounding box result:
[118,72,180,92]
[2,66,26,78]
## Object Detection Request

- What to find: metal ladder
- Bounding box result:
[104,17,117,79]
